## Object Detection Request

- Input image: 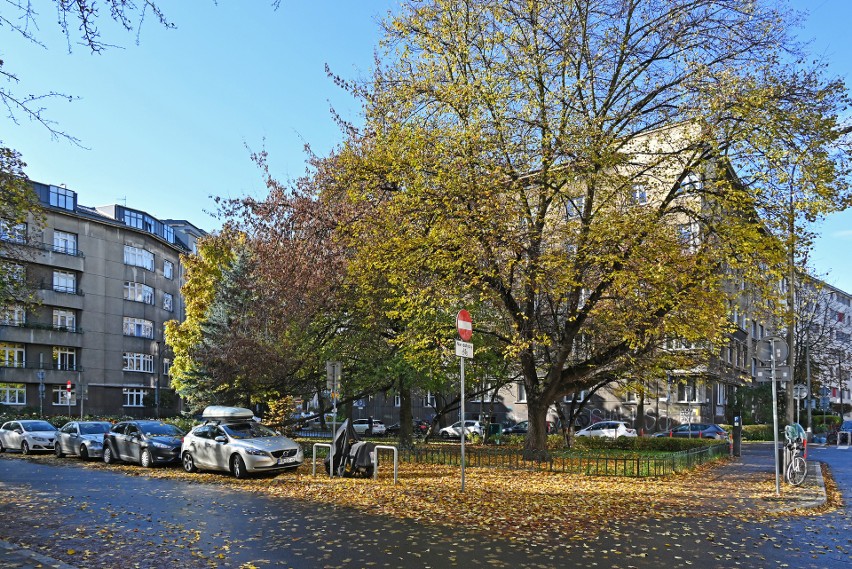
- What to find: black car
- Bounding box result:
[653,423,728,440]
[502,420,529,435]
[103,420,185,467]
[386,420,430,436]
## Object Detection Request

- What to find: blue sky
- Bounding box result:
[3,0,851,292]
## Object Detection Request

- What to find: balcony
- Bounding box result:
[0,323,84,348]
[0,365,84,384]
[1,238,84,272]
[36,286,84,310]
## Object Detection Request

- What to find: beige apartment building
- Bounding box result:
[0,181,204,417]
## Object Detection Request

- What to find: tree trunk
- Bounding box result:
[523,398,551,462]
[399,380,413,448]
[637,392,646,436]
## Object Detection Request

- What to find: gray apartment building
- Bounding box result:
[0,181,204,417]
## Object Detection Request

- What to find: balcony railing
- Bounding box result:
[0,321,83,334]
[0,236,84,258]
[0,363,84,372]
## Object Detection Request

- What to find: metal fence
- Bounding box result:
[300,438,729,477]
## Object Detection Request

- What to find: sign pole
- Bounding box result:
[455,309,473,493]
[460,355,466,492]
[770,340,781,496]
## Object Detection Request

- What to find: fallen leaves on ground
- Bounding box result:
[1,449,831,547]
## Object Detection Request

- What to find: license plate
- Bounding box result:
[277,457,296,465]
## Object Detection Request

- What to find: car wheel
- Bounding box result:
[441,431,450,439]
[0,441,4,453]
[103,445,115,464]
[55,442,64,458]
[79,446,89,460]
[140,448,154,468]
[21,441,30,455]
[182,452,197,473]
[231,454,248,479]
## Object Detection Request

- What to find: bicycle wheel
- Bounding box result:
[785,456,807,486]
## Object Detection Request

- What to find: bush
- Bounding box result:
[571,435,719,452]
[742,424,774,441]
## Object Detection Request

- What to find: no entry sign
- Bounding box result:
[456,309,472,341]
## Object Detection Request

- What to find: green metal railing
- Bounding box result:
[299,438,729,477]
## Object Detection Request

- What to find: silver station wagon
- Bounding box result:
[181,406,304,479]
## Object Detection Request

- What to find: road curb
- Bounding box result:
[0,539,80,569]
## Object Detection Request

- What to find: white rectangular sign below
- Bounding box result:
[455,340,473,359]
[755,366,791,382]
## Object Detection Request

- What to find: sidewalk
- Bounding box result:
[721,441,827,513]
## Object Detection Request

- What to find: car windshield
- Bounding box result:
[221,422,277,439]
[23,421,56,432]
[141,423,184,437]
[80,423,111,435]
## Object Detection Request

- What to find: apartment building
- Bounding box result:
[0,181,204,417]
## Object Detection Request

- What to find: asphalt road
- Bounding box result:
[0,444,850,569]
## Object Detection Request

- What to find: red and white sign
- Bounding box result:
[456,309,472,341]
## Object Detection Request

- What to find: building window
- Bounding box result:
[53,270,76,294]
[53,385,76,406]
[631,184,648,205]
[163,358,171,377]
[393,394,401,407]
[0,383,26,405]
[124,211,144,230]
[0,221,26,243]
[123,317,154,339]
[49,186,75,210]
[123,353,154,373]
[716,383,727,406]
[164,260,174,279]
[677,380,701,403]
[123,388,146,407]
[0,306,25,326]
[0,343,25,368]
[124,282,154,304]
[163,292,173,312]
[566,195,585,219]
[53,347,77,371]
[517,383,527,403]
[53,231,78,255]
[4,262,25,283]
[422,391,436,408]
[52,309,76,332]
[563,390,587,403]
[123,245,154,271]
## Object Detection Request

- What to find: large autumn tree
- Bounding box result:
[335,0,851,452]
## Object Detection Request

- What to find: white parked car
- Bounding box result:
[0,420,58,454]
[439,420,484,439]
[352,419,386,436]
[181,406,303,479]
[575,420,637,439]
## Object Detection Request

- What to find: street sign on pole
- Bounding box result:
[755,366,791,382]
[792,384,808,400]
[757,336,788,364]
[456,310,473,342]
[455,340,473,359]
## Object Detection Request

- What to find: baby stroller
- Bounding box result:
[324,419,376,478]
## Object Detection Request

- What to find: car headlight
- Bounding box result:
[32,436,48,442]
[89,440,103,448]
[244,447,267,457]
[151,441,171,449]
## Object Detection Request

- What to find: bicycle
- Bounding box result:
[783,425,807,486]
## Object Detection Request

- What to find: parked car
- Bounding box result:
[0,420,58,454]
[181,406,304,479]
[54,421,112,460]
[386,420,430,436]
[653,423,728,440]
[503,420,529,435]
[826,420,852,445]
[575,420,637,439]
[439,420,484,439]
[102,420,185,467]
[352,418,387,436]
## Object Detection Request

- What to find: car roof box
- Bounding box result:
[201,406,254,421]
